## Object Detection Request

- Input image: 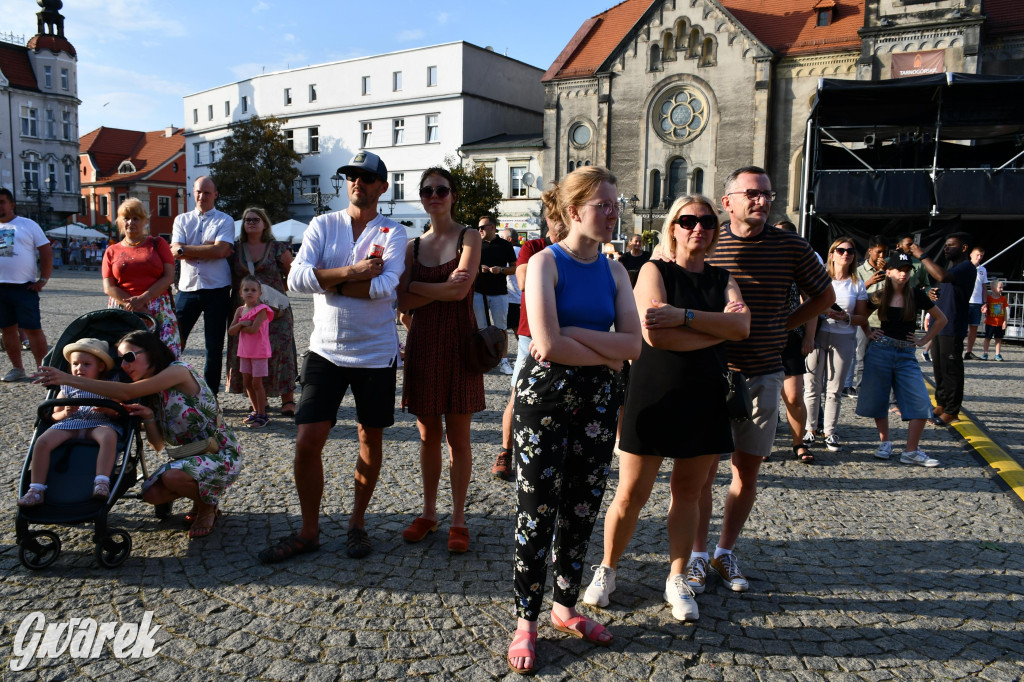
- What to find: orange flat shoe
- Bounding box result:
[402,517,438,543]
[448,526,469,553]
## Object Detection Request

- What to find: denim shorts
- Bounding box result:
[855,342,932,420]
[510,334,531,389]
[968,303,983,327]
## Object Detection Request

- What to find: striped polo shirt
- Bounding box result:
[707,224,831,377]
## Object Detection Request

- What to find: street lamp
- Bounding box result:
[22,177,54,228]
[616,194,628,242]
[629,194,666,253]
[295,172,344,216]
[383,198,396,216]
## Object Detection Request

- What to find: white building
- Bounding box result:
[459,133,545,239]
[0,0,80,226]
[182,42,544,229]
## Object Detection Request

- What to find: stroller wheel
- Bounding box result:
[94,528,132,568]
[19,530,62,570]
[154,501,173,520]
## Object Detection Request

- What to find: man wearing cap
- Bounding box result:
[0,187,52,382]
[260,151,406,563]
[474,215,517,375]
[170,176,235,393]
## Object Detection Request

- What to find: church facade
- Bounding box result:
[541,0,1024,233]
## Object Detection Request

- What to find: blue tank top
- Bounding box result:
[551,244,617,331]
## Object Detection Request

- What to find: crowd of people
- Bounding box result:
[0,150,1011,674]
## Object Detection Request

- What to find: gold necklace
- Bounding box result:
[123,237,145,247]
[560,242,599,263]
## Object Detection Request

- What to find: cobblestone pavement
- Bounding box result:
[1,270,1022,680]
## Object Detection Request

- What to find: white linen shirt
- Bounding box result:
[0,216,48,283]
[288,210,407,368]
[171,207,235,291]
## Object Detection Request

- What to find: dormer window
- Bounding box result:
[118,161,136,174]
[815,0,836,26]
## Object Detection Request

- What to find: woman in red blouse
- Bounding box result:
[102,198,181,357]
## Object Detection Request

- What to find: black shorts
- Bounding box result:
[781,331,807,377]
[295,351,397,428]
[0,283,42,329]
[984,324,1005,340]
[507,303,521,333]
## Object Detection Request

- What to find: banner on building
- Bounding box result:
[892,50,945,78]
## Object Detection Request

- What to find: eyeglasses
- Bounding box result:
[673,215,718,230]
[727,189,777,202]
[346,171,380,184]
[243,217,262,224]
[583,202,619,216]
[119,350,147,364]
[834,247,855,255]
[419,186,452,199]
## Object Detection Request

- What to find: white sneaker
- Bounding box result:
[874,441,894,460]
[900,449,940,467]
[498,358,514,375]
[685,555,709,595]
[2,367,27,382]
[664,574,699,621]
[582,565,616,607]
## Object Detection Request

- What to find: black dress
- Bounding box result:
[619,260,734,458]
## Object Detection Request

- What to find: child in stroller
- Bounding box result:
[17,338,123,506]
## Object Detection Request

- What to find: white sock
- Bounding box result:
[29,483,46,492]
[714,546,732,559]
[689,551,709,562]
[94,475,110,484]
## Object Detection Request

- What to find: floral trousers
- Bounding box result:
[511,357,624,620]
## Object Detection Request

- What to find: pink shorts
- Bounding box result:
[239,357,269,377]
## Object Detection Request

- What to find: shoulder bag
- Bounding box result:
[244,244,290,311]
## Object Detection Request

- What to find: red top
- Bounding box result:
[101,236,174,297]
[516,237,551,338]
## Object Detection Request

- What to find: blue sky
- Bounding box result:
[1,0,617,135]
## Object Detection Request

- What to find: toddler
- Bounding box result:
[229,275,274,427]
[981,278,1008,361]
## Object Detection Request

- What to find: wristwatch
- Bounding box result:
[37,277,47,283]
[684,309,695,326]
[176,247,185,257]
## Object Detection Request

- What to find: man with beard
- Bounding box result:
[260,151,406,563]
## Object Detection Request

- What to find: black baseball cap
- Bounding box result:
[886,251,913,270]
[338,151,387,182]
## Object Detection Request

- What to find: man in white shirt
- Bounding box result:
[260,151,406,564]
[964,245,988,360]
[170,176,234,393]
[0,188,52,382]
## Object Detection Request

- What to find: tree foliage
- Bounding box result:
[443,155,502,227]
[209,116,302,222]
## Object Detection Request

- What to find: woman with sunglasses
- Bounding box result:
[225,207,297,418]
[802,237,868,453]
[582,194,749,623]
[34,330,242,539]
[397,167,484,554]
[102,198,181,357]
[506,166,641,675]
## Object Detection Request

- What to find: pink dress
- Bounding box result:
[237,304,274,359]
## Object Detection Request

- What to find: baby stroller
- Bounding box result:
[15,309,162,569]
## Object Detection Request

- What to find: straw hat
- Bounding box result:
[62,337,114,371]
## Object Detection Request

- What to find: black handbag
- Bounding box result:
[724,370,753,421]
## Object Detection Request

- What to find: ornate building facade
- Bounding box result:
[541,0,1024,233]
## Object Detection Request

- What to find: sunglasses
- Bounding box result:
[346,171,380,184]
[419,186,452,199]
[727,189,777,202]
[243,216,262,224]
[119,350,147,364]
[673,214,718,230]
[834,247,855,255]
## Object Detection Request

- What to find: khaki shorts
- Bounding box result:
[730,371,784,458]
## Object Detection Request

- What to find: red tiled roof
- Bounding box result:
[542,0,657,82]
[80,127,185,185]
[26,34,77,59]
[984,0,1024,37]
[722,0,864,55]
[0,41,40,91]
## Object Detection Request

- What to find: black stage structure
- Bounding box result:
[800,72,1024,280]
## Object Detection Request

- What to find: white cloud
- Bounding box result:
[437,12,449,25]
[252,1,270,12]
[396,29,425,42]
[63,0,187,43]
[283,33,295,43]
[79,62,190,97]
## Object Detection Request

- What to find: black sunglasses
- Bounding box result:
[419,186,452,199]
[834,247,856,255]
[119,350,147,364]
[673,215,718,230]
[346,170,380,184]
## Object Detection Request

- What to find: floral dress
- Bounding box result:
[142,362,242,505]
[226,240,297,398]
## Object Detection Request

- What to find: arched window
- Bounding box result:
[688,29,701,59]
[700,37,716,67]
[663,33,675,60]
[649,44,662,71]
[117,161,136,174]
[674,19,689,49]
[668,159,688,202]
[650,170,662,208]
[691,168,704,195]
[584,160,591,166]
[568,160,575,172]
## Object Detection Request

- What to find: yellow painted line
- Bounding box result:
[925,381,1024,503]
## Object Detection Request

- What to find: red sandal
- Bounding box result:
[506,628,537,675]
[551,611,613,646]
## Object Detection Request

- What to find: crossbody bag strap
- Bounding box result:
[413,236,420,263]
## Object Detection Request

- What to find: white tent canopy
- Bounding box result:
[233,218,308,243]
[46,223,109,241]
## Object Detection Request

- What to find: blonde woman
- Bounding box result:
[583,195,749,622]
[101,198,181,357]
[803,237,868,453]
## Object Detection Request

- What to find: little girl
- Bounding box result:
[19,338,123,506]
[228,275,274,428]
[856,252,947,467]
